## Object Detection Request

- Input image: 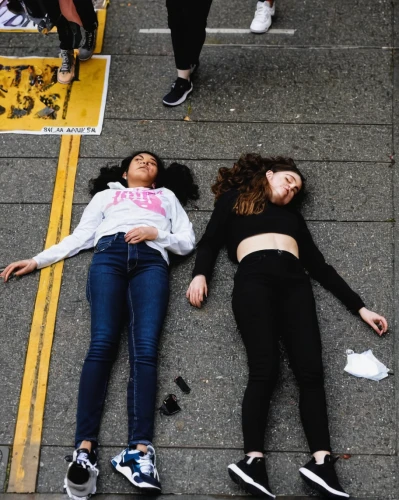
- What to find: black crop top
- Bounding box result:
[192,190,365,314]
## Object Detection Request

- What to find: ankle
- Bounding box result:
[313,450,330,464]
[78,440,92,452]
[136,443,148,454]
[177,69,190,80]
[246,451,264,458]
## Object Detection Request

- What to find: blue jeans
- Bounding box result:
[75,233,169,448]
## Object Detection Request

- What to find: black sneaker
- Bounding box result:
[163,77,193,107]
[64,448,99,500]
[228,456,275,498]
[78,28,97,61]
[299,455,349,498]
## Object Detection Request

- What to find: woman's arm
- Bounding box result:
[187,190,236,307]
[297,213,388,334]
[1,194,103,282]
[154,195,196,255]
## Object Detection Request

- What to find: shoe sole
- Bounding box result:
[78,54,94,62]
[162,85,193,107]
[57,67,75,85]
[110,459,161,494]
[250,19,273,33]
[299,468,350,498]
[63,478,96,500]
[228,464,275,498]
[250,26,271,33]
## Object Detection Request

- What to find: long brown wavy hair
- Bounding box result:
[212,154,305,215]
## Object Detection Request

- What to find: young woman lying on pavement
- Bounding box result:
[186,154,388,499]
[1,152,199,499]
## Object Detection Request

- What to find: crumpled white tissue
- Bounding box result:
[344,349,390,381]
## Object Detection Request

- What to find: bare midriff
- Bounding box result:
[237,233,299,262]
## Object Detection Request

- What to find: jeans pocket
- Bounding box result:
[94,234,117,253]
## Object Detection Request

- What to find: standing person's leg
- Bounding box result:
[163,0,213,107]
[189,0,213,69]
[58,0,98,61]
[277,253,349,498]
[71,0,98,61]
[56,14,81,83]
[39,0,76,84]
[250,0,275,34]
[111,242,169,493]
[65,234,128,500]
[227,252,279,498]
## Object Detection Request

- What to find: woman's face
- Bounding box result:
[266,170,302,206]
[123,153,158,188]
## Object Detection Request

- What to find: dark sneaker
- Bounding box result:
[228,456,275,498]
[111,445,161,493]
[163,77,193,107]
[57,49,75,84]
[299,455,349,498]
[78,28,97,61]
[64,448,99,500]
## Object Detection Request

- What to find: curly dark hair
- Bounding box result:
[212,154,305,215]
[88,151,199,206]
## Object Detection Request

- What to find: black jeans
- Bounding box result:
[166,0,213,70]
[232,250,331,454]
[42,0,97,50]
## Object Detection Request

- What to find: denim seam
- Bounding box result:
[86,265,92,305]
[127,244,138,443]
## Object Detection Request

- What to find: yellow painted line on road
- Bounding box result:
[7,2,107,491]
[7,135,81,493]
[95,7,107,53]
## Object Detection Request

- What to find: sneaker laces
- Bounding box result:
[60,50,73,73]
[84,31,94,49]
[74,450,98,473]
[254,2,271,21]
[138,452,154,476]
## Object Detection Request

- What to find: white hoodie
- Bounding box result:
[33,182,195,269]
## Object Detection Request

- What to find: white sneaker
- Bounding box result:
[64,448,99,500]
[250,1,275,33]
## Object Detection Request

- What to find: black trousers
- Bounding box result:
[166,0,213,70]
[42,0,97,50]
[232,250,332,454]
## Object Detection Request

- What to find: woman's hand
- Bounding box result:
[359,307,388,336]
[186,275,208,308]
[1,259,38,282]
[124,226,158,244]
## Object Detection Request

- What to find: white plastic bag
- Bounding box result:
[344,349,390,381]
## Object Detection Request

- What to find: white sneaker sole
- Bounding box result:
[63,478,96,500]
[111,460,161,492]
[250,17,273,33]
[228,464,276,498]
[299,467,350,498]
[163,85,193,107]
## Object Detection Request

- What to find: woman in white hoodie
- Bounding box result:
[1,151,198,499]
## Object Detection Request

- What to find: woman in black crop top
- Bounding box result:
[186,154,388,499]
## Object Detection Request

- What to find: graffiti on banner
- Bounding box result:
[0,55,110,135]
[0,0,108,31]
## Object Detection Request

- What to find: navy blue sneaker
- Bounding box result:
[111,445,161,493]
[299,455,349,498]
